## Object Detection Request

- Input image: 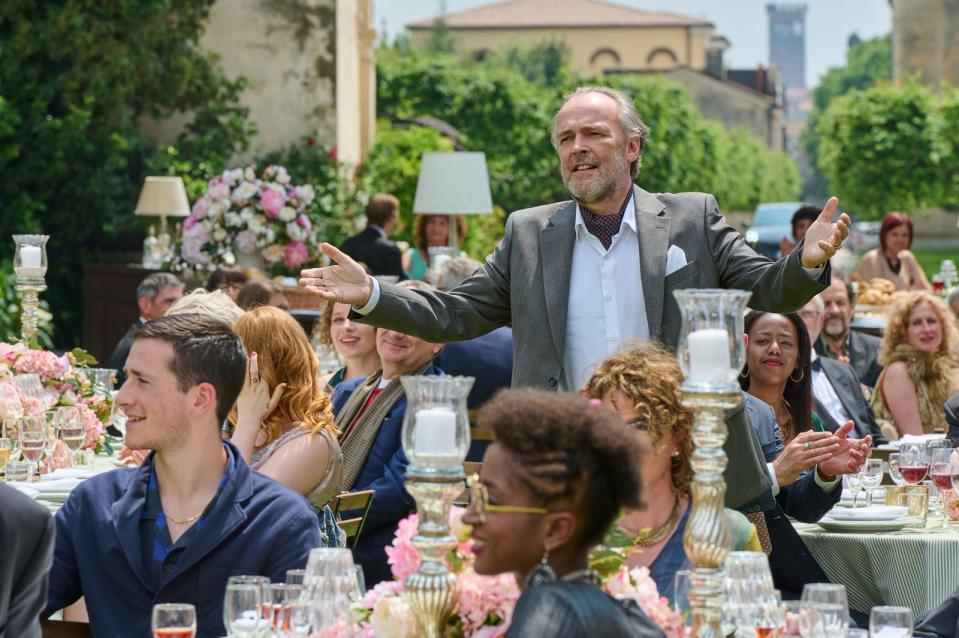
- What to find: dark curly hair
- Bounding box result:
[477,389,644,549]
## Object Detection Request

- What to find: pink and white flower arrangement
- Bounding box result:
[179,164,321,272]
[601,566,687,638]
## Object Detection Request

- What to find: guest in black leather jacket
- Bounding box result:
[464,389,666,638]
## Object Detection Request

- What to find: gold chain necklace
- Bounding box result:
[619,495,683,547]
[167,510,203,525]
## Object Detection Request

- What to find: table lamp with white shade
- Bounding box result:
[412,152,493,279]
[134,176,191,265]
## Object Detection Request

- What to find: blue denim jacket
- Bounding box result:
[44,441,321,638]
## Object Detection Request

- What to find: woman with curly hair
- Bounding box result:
[872,291,959,438]
[230,306,343,510]
[463,389,665,637]
[402,214,468,281]
[582,344,760,603]
[316,300,380,390]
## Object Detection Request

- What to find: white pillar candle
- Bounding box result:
[687,328,731,385]
[414,407,458,456]
[19,245,42,268]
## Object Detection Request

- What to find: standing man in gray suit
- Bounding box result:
[300,86,850,507]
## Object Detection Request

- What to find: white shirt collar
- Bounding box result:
[574,193,637,236]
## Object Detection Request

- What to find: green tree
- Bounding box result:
[802,34,892,198]
[817,81,942,217]
[0,1,252,348]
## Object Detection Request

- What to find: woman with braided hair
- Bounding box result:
[463,389,666,638]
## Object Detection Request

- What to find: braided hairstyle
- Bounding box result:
[477,388,644,549]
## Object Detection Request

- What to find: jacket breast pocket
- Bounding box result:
[664,260,699,288]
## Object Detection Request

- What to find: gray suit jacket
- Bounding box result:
[814,330,883,389]
[815,357,887,444]
[358,186,830,507]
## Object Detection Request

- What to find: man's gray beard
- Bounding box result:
[563,172,617,204]
[824,321,847,339]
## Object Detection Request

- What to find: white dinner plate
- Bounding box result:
[35,491,72,504]
[817,517,911,533]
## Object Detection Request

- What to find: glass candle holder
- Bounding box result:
[400,375,473,476]
[674,289,752,393]
[13,234,49,283]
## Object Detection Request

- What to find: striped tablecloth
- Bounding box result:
[794,520,959,616]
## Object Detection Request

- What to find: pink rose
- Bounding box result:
[208,180,230,201]
[183,215,198,231]
[260,188,287,219]
[191,199,208,219]
[296,214,312,231]
[283,241,309,269]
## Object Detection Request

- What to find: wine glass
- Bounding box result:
[226,576,271,637]
[887,453,906,487]
[223,583,263,638]
[861,459,884,506]
[800,584,848,636]
[0,437,11,479]
[929,448,959,527]
[869,605,913,637]
[285,569,306,586]
[846,469,864,508]
[899,442,930,486]
[151,603,196,638]
[54,407,86,466]
[18,416,47,481]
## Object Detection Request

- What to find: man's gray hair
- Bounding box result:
[136,272,184,301]
[167,289,243,326]
[437,256,482,291]
[551,86,651,178]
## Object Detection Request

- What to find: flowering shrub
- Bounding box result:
[178,165,320,274]
[0,342,112,454]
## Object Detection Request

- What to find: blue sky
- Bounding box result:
[373,0,892,89]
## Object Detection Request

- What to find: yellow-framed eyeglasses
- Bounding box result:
[465,473,549,523]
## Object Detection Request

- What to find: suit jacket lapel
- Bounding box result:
[111,464,154,592]
[540,202,576,363]
[632,186,669,340]
[820,360,861,435]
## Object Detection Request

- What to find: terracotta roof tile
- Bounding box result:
[406,0,713,30]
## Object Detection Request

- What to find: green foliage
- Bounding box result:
[0,263,54,349]
[817,81,944,217]
[0,1,253,348]
[802,35,892,198]
[497,40,573,87]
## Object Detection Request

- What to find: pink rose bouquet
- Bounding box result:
[178,164,321,274]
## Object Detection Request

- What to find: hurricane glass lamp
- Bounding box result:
[399,375,474,638]
[673,288,752,638]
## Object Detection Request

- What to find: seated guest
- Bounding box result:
[948,288,959,325]
[332,281,444,585]
[45,314,320,638]
[235,279,290,311]
[946,392,959,446]
[463,389,666,638]
[779,204,819,258]
[341,193,404,278]
[205,266,247,301]
[433,256,513,411]
[915,589,959,638]
[402,213,468,281]
[108,272,184,386]
[799,297,886,443]
[581,344,760,603]
[852,211,931,291]
[0,484,54,638]
[872,291,959,438]
[317,300,380,391]
[230,306,344,544]
[813,274,883,389]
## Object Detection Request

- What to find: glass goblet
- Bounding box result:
[151,602,196,638]
[0,437,11,479]
[930,448,959,528]
[899,442,930,486]
[887,453,906,486]
[861,458,884,506]
[800,583,848,635]
[223,583,262,638]
[869,605,913,638]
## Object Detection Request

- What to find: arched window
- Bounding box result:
[590,47,621,69]
[646,47,678,70]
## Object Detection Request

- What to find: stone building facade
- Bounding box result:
[892,0,959,88]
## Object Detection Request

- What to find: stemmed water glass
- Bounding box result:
[54,406,86,466]
[800,583,848,637]
[224,582,263,638]
[898,442,930,486]
[887,453,906,487]
[226,576,271,637]
[18,416,47,481]
[869,605,913,637]
[846,468,865,508]
[152,603,197,638]
[861,459,884,506]
[930,448,959,527]
[0,437,11,479]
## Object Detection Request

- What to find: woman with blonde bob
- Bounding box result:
[230,306,343,511]
[581,343,759,603]
[872,291,959,438]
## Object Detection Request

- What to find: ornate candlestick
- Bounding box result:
[674,289,752,638]
[400,375,474,638]
[12,235,49,343]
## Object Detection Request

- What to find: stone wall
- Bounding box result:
[893,0,959,88]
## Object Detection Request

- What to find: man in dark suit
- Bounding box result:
[800,296,886,443]
[0,484,54,638]
[107,272,184,387]
[915,589,959,637]
[946,392,959,445]
[814,275,883,389]
[302,86,852,509]
[340,193,404,278]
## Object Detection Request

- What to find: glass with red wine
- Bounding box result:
[151,603,196,638]
[930,446,959,527]
[898,443,930,486]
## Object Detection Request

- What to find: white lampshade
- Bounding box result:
[134,176,191,218]
[412,152,493,215]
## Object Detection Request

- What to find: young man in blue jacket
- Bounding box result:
[44,313,321,638]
